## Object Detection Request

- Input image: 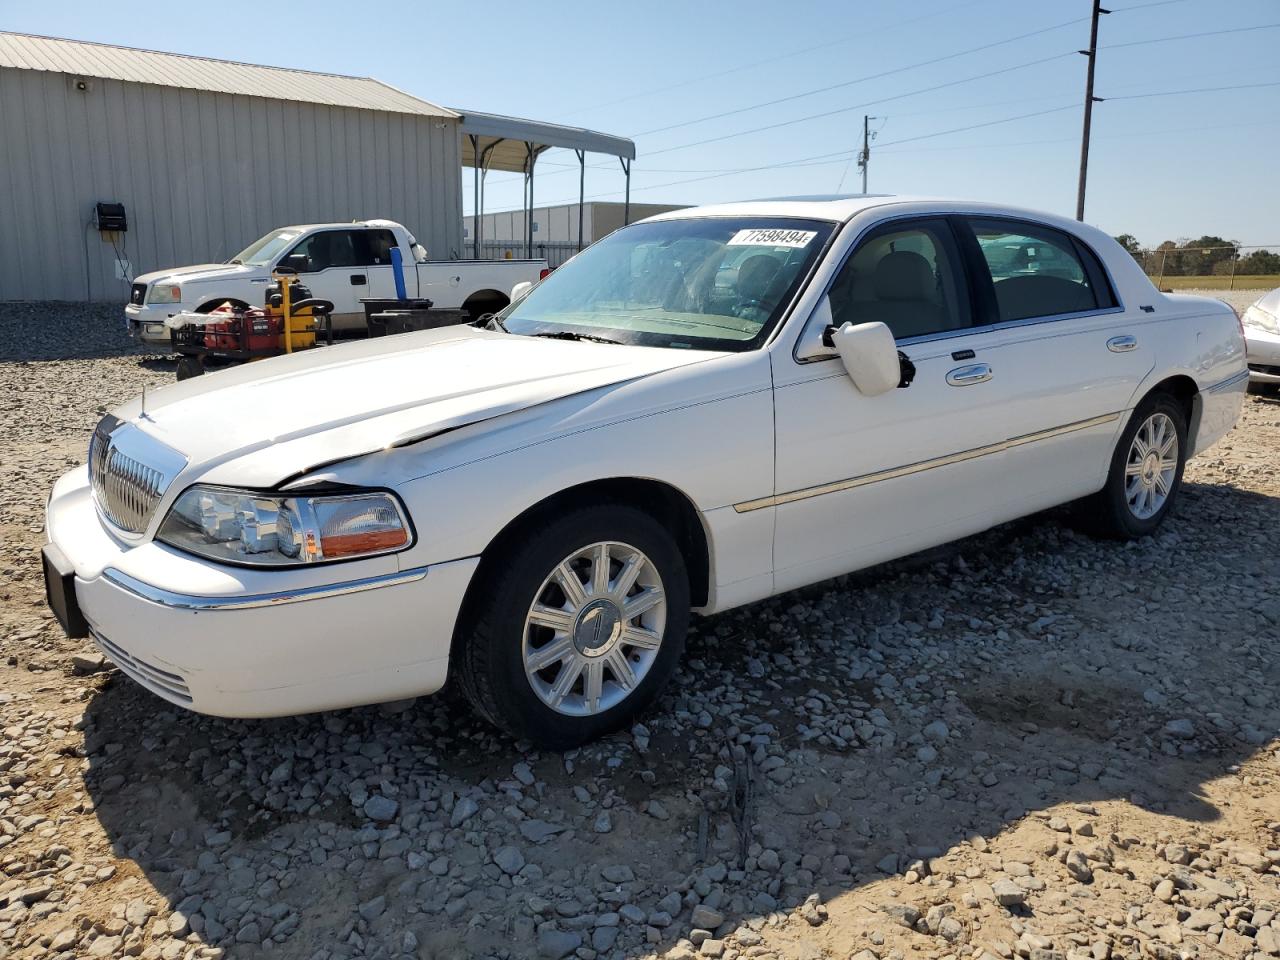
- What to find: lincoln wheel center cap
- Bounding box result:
[573,599,623,657]
[1142,452,1160,482]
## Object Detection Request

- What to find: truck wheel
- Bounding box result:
[1080,391,1187,539]
[175,356,204,381]
[457,504,689,748]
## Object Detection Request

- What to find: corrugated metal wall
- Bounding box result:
[0,67,463,301]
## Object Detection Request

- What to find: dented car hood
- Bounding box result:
[116,326,718,489]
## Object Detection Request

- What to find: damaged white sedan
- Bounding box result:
[44,196,1247,747]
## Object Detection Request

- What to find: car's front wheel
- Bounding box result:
[457,504,689,748]
[1083,391,1187,538]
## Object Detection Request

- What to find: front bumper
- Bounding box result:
[1245,327,1280,385]
[45,466,477,717]
[124,303,176,344]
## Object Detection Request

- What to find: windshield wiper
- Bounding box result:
[530,331,624,345]
[474,313,509,333]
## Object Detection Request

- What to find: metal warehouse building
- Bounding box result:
[0,32,633,302]
[466,201,687,266]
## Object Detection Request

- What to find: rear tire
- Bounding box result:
[457,504,689,749]
[1080,392,1187,539]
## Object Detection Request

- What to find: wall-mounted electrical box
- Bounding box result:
[95,202,127,232]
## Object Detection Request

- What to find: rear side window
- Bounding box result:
[966,218,1112,323]
[365,230,398,266]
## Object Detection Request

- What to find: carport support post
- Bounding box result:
[576,149,586,252]
[470,135,480,259]
[524,142,537,259]
[620,157,631,225]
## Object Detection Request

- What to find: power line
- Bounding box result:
[640,51,1076,159]
[631,13,1089,138]
[553,0,992,120]
[1102,22,1280,49]
[1104,79,1280,101]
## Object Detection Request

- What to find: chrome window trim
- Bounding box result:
[734,411,1122,513]
[101,565,430,611]
[791,208,1130,365]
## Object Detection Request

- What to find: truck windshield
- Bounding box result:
[497,217,834,351]
[231,230,301,266]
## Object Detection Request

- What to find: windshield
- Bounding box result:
[497,217,834,350]
[231,230,301,266]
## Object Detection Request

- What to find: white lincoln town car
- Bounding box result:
[43,196,1247,747]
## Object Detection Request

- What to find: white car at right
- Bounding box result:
[1242,286,1280,394]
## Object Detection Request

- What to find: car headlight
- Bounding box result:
[1242,305,1278,335]
[157,486,412,566]
[148,283,182,304]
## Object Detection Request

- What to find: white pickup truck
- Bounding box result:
[125,219,546,343]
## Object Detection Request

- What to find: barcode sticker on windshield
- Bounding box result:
[726,228,817,248]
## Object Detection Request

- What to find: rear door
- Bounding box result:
[953,215,1154,510]
[362,228,409,301]
[281,229,368,330]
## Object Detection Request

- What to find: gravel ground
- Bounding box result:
[1,302,1277,960]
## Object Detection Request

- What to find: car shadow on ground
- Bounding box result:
[79,481,1279,959]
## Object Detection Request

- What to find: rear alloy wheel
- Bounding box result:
[458,505,689,748]
[1122,411,1179,520]
[1082,392,1187,539]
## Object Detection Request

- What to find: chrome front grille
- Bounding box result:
[89,416,187,535]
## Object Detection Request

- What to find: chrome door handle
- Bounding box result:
[1107,335,1138,353]
[946,363,992,386]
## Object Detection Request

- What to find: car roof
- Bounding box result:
[640,196,1097,236]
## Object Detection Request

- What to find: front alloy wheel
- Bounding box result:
[457,505,689,748]
[523,541,667,716]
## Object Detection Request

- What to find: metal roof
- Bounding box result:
[0,32,459,119]
[460,110,635,173]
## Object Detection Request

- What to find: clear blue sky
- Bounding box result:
[5,0,1278,247]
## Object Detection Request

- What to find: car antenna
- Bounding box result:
[140,383,148,420]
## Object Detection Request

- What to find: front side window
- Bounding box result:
[284,231,362,272]
[497,217,834,350]
[967,218,1104,322]
[827,220,970,340]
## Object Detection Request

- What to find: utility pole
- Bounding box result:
[1075,0,1109,221]
[857,114,878,194]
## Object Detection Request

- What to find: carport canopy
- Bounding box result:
[458,110,636,258]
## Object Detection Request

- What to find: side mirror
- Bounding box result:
[510,280,533,302]
[831,321,902,397]
[282,253,310,274]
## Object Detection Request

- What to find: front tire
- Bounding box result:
[1082,392,1187,539]
[457,504,689,748]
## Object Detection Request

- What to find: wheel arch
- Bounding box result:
[461,289,510,317]
[194,296,251,312]
[1139,373,1200,444]
[450,476,711,657]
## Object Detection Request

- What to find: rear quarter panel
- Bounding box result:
[1142,294,1247,456]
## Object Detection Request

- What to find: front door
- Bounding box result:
[770,217,1018,593]
[281,229,368,331]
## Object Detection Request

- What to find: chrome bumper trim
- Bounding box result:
[734,411,1122,514]
[101,566,429,611]
[1206,368,1250,393]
